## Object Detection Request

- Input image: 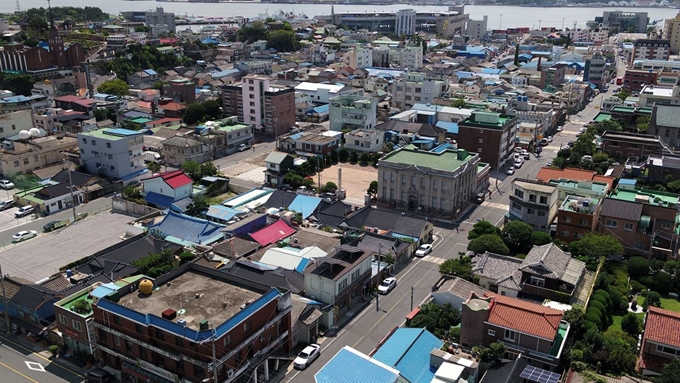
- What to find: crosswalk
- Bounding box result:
[420,255,446,265]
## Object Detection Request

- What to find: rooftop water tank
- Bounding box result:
[139,279,154,295]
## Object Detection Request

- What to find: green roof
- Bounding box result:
[550,325,567,357]
[380,147,476,172]
[550,179,608,193]
[460,112,514,129]
[593,112,612,122]
[216,123,250,132]
[609,187,680,207]
[130,117,153,124]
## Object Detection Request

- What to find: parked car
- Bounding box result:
[84,368,115,383]
[523,153,531,160]
[43,220,64,232]
[514,147,523,153]
[0,199,14,211]
[556,126,563,132]
[276,183,292,191]
[0,179,14,189]
[378,277,397,294]
[12,230,37,242]
[506,167,515,175]
[514,160,523,169]
[238,143,251,151]
[14,205,35,218]
[415,244,433,257]
[582,155,593,161]
[293,344,321,370]
[545,162,553,167]
[546,136,553,143]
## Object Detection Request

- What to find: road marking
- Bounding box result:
[0,361,39,383]
[24,361,44,372]
[0,336,85,379]
[420,255,445,265]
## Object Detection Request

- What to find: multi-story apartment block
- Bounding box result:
[649,104,680,147]
[584,52,607,86]
[638,85,679,107]
[601,11,648,33]
[144,7,176,36]
[540,64,567,90]
[345,46,373,69]
[600,131,661,160]
[508,180,559,233]
[293,130,341,156]
[457,111,519,168]
[93,265,292,383]
[631,39,670,66]
[78,128,145,179]
[506,96,556,136]
[460,293,569,370]
[377,147,479,216]
[390,45,423,71]
[198,117,254,156]
[329,95,377,132]
[304,245,371,327]
[600,184,680,259]
[0,134,78,177]
[106,35,128,51]
[390,73,448,110]
[467,15,488,41]
[624,68,661,92]
[222,75,295,137]
[556,195,602,243]
[54,95,97,118]
[0,109,34,139]
[638,307,680,376]
[343,129,384,152]
[664,12,680,54]
[163,78,196,104]
[395,9,417,36]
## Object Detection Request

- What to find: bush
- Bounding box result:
[630,280,646,294]
[585,313,602,329]
[589,300,606,315]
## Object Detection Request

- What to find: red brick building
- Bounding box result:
[0,29,84,74]
[639,306,680,376]
[623,68,661,92]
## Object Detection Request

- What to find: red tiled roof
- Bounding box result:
[592,175,615,189]
[149,118,182,126]
[536,167,597,183]
[161,102,186,111]
[250,220,296,246]
[643,306,680,349]
[142,170,192,189]
[485,293,563,340]
[54,95,98,107]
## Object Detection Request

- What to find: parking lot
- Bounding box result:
[317,163,378,205]
[0,212,132,283]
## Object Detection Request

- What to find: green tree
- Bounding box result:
[563,308,586,341]
[627,256,650,279]
[203,100,223,120]
[185,194,209,217]
[657,359,680,383]
[0,72,36,96]
[147,161,161,173]
[531,231,552,246]
[644,291,662,309]
[653,272,675,295]
[620,312,641,337]
[93,108,108,122]
[439,257,473,280]
[97,78,130,96]
[616,88,632,101]
[199,162,218,179]
[513,43,520,66]
[501,221,533,251]
[468,234,510,255]
[181,160,201,182]
[451,98,466,108]
[237,21,268,43]
[568,233,623,258]
[323,182,338,192]
[339,148,349,162]
[267,30,299,52]
[183,103,207,125]
[27,15,49,36]
[636,115,651,134]
[468,220,501,240]
[349,151,358,163]
[367,181,378,198]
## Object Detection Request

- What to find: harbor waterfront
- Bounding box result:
[0,2,676,29]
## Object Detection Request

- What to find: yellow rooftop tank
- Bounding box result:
[139,279,154,295]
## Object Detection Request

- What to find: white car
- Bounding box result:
[547,136,553,142]
[415,244,433,257]
[238,143,251,151]
[378,277,397,295]
[506,167,515,175]
[556,126,563,132]
[0,179,14,189]
[514,147,523,153]
[293,344,320,370]
[12,230,37,242]
[15,205,35,217]
[514,160,523,169]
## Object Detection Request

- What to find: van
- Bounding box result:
[84,368,115,383]
[475,192,486,204]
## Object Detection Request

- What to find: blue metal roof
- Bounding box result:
[454,71,475,79]
[311,104,330,114]
[206,205,242,222]
[373,328,443,383]
[121,168,149,180]
[481,68,503,74]
[435,121,458,134]
[315,346,399,383]
[411,139,432,144]
[619,179,637,186]
[149,210,224,245]
[171,197,192,213]
[143,69,158,76]
[431,143,454,153]
[145,191,175,208]
[296,258,310,273]
[289,195,322,218]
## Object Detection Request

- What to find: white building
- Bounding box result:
[294,82,361,104]
[391,45,423,71]
[638,85,679,107]
[345,46,373,69]
[467,15,488,41]
[395,9,417,37]
[391,73,449,109]
[329,95,378,131]
[343,129,384,152]
[0,109,34,140]
[140,170,193,202]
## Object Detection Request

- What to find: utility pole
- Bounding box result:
[376,242,382,312]
[0,264,10,332]
[410,286,414,311]
[64,157,77,223]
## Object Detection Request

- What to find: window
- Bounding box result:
[529,194,536,202]
[113,316,121,326]
[339,278,348,290]
[98,328,107,342]
[635,241,645,250]
[106,143,111,148]
[514,189,524,198]
[421,178,426,188]
[504,329,517,341]
[194,364,205,377]
[244,320,252,333]
[82,138,87,144]
[156,354,165,367]
[59,315,69,326]
[155,329,164,341]
[488,329,496,336]
[605,219,617,228]
[114,335,121,346]
[13,161,19,167]
[432,180,438,190]
[136,324,144,334]
[538,211,546,217]
[91,139,96,145]
[530,276,545,287]
[72,320,82,332]
[176,337,184,347]
[401,175,406,184]
[223,334,231,347]
[580,219,589,226]
[539,196,548,204]
[624,223,634,231]
[527,208,535,215]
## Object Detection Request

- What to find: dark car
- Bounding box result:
[43,220,64,232]
[276,183,292,191]
[84,368,115,383]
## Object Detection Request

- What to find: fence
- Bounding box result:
[112,198,159,217]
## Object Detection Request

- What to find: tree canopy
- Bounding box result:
[501,221,533,251]
[439,257,473,281]
[97,78,130,96]
[268,30,299,52]
[0,72,36,96]
[468,220,501,241]
[468,234,510,255]
[568,233,623,258]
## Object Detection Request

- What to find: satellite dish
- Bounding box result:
[18,130,30,139]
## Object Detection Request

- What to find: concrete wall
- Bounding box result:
[112,198,159,217]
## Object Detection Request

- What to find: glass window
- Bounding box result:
[504,329,516,341]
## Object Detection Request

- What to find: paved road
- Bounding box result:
[0,334,84,383]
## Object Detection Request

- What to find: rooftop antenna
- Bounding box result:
[15,0,20,13]
[47,0,55,29]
